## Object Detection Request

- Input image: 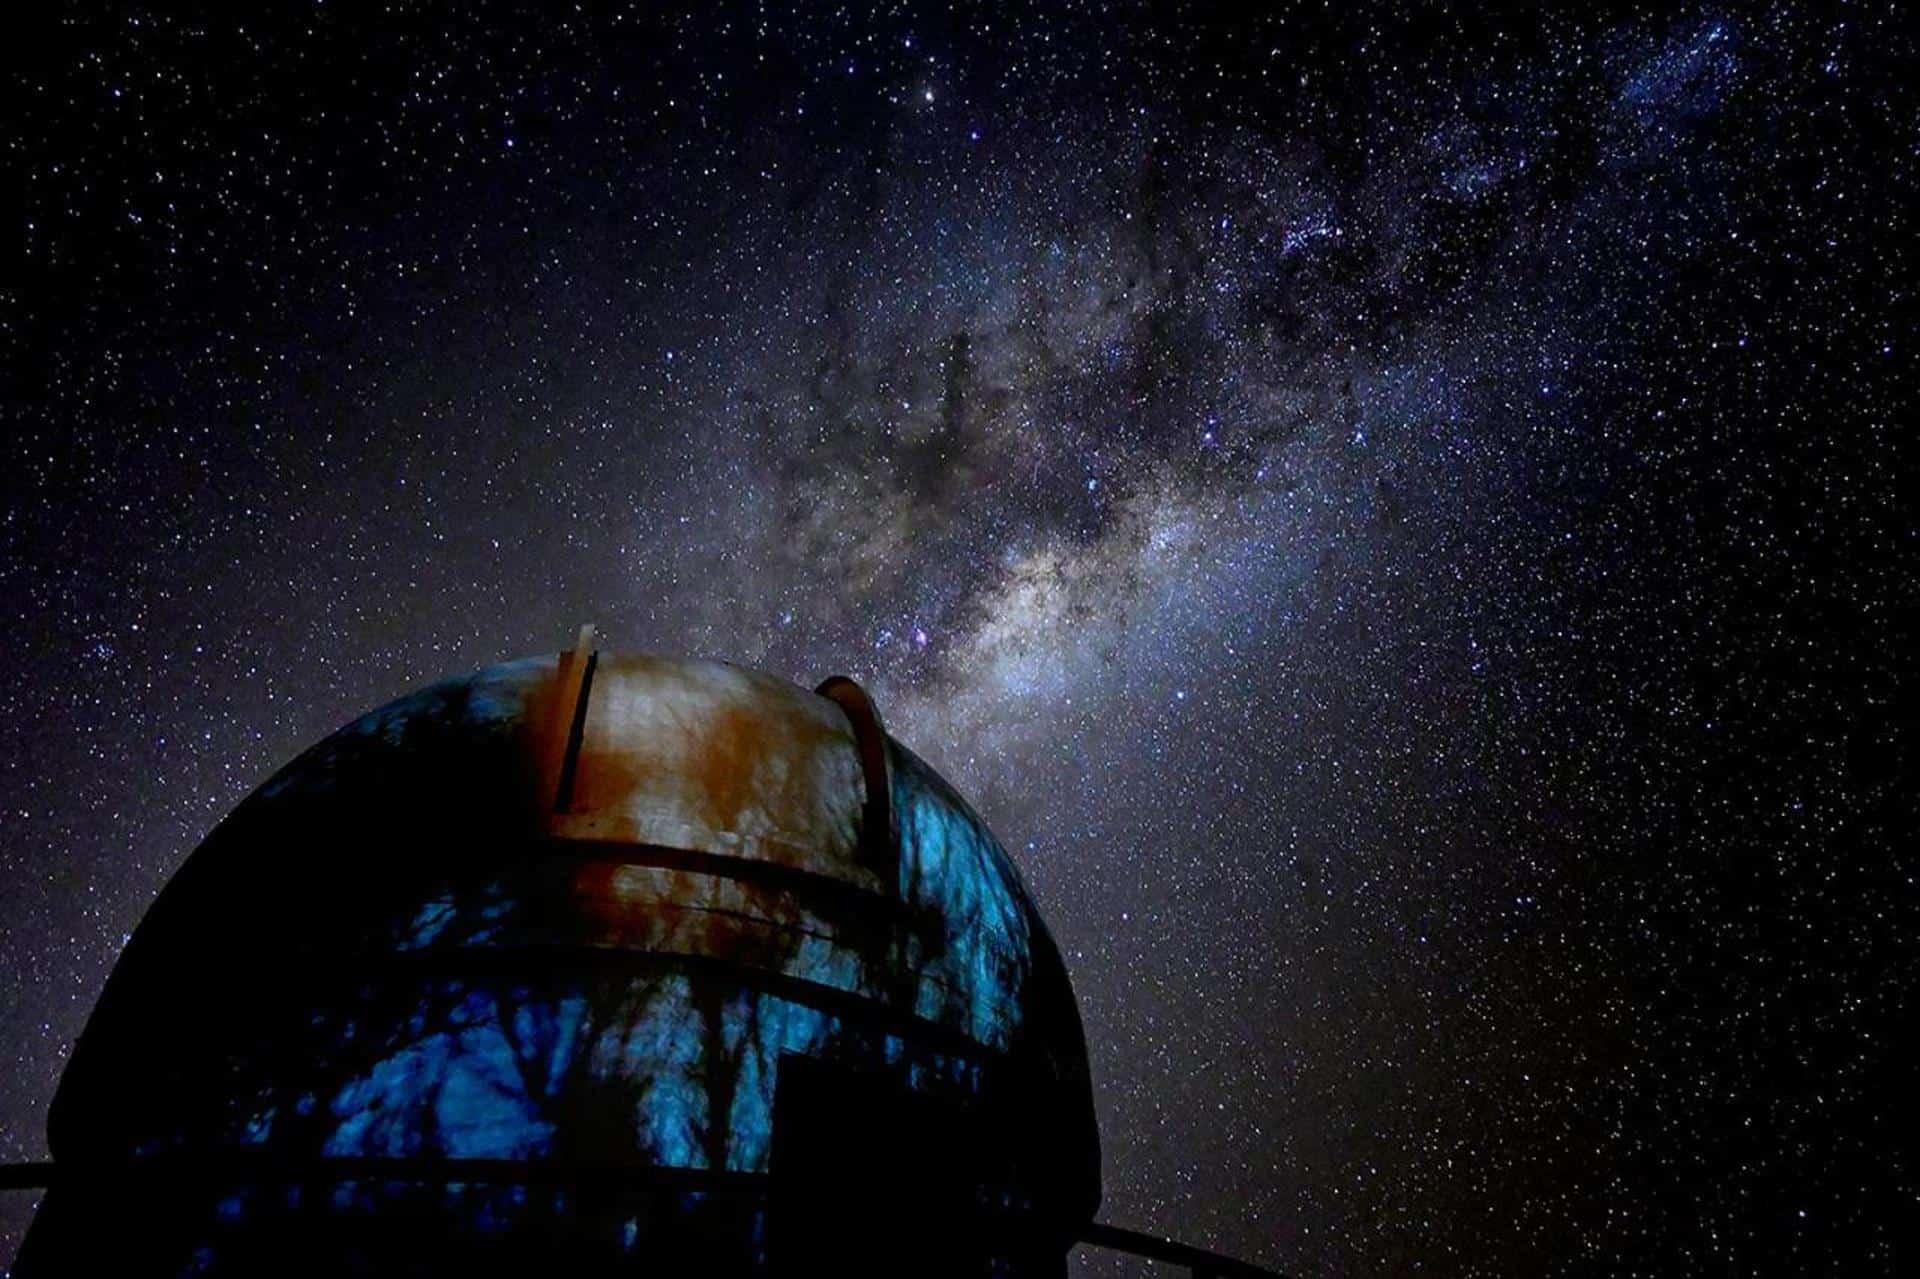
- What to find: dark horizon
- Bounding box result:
[4,4,1913,1275]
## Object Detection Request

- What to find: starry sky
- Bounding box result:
[3,3,1914,1274]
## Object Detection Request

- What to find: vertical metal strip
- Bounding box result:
[549,623,597,813]
[814,675,895,889]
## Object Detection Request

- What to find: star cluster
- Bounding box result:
[3,4,1913,1274]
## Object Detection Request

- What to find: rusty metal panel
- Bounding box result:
[547,656,880,896]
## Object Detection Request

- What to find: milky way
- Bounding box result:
[4,5,1913,1275]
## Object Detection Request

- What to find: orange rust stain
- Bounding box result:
[569,859,625,902]
[568,859,664,946]
[702,702,849,836]
[550,853,881,976]
[519,667,571,803]
[767,712,847,832]
[551,661,860,853]
[701,699,855,843]
[568,735,659,817]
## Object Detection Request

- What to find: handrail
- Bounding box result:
[1079,1220,1286,1278]
[0,1158,1286,1277]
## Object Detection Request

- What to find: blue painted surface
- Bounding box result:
[893,743,1034,1050]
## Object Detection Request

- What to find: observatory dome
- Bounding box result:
[18,643,1100,1277]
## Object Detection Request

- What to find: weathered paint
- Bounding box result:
[19,651,1098,1277]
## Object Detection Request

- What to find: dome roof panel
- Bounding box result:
[550,655,877,893]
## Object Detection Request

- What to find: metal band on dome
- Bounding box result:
[814,675,895,886]
[549,624,598,813]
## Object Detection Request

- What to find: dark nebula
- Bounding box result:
[3,4,1913,1274]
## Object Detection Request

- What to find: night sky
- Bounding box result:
[3,3,1915,1274]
